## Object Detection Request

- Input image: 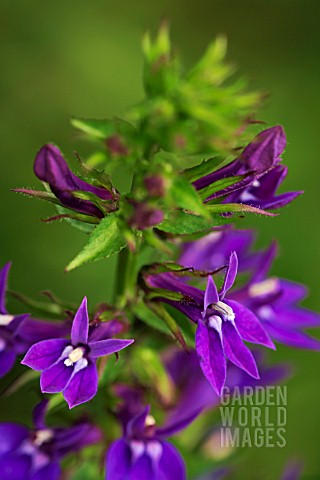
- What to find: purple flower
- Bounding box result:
[0,399,101,480]
[147,252,275,396]
[22,297,134,408]
[0,263,67,378]
[33,144,115,218]
[229,243,320,350]
[106,403,197,480]
[193,126,302,210]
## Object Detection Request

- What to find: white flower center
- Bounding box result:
[257,305,273,320]
[34,429,54,447]
[0,314,14,326]
[212,301,235,322]
[146,441,163,462]
[130,440,145,462]
[208,315,223,334]
[248,278,279,298]
[63,346,85,367]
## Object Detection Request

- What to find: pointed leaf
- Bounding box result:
[66,215,127,271]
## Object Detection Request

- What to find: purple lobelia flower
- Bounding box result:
[0,263,67,378]
[147,252,275,396]
[106,402,197,480]
[33,144,116,218]
[193,126,302,210]
[229,243,320,350]
[0,399,101,480]
[22,297,134,408]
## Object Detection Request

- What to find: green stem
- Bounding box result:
[114,246,138,308]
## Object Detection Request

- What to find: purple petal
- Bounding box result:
[222,322,259,379]
[40,359,73,393]
[31,463,61,480]
[89,338,134,358]
[0,263,11,314]
[196,321,226,396]
[127,406,151,438]
[204,276,219,312]
[193,159,240,191]
[21,339,69,371]
[241,126,286,173]
[32,400,49,430]
[156,409,201,438]
[54,423,102,452]
[278,280,307,304]
[131,453,154,480]
[273,306,320,328]
[227,300,275,349]
[0,350,16,378]
[0,453,32,480]
[71,297,89,346]
[106,439,132,480]
[219,252,238,298]
[17,318,69,346]
[34,144,111,217]
[263,321,320,351]
[0,423,28,454]
[63,362,98,408]
[158,441,186,480]
[89,319,124,342]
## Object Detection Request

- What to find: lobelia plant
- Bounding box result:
[3,24,317,479]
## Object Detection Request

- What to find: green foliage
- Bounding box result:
[66,214,127,271]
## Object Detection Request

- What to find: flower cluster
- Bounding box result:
[4,27,317,479]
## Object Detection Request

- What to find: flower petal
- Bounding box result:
[40,359,73,393]
[0,350,16,378]
[71,297,89,346]
[196,321,226,396]
[219,252,238,298]
[106,439,132,480]
[227,299,275,349]
[32,399,49,429]
[263,321,320,351]
[63,362,98,408]
[158,441,186,480]
[204,276,219,313]
[0,424,28,454]
[131,453,154,480]
[222,321,259,379]
[31,463,61,480]
[89,338,134,358]
[21,339,69,371]
[0,453,32,480]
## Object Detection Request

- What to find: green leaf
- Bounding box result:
[71,118,115,140]
[181,156,224,183]
[157,210,230,235]
[206,203,276,216]
[66,215,127,271]
[170,176,210,218]
[147,302,189,351]
[198,174,248,200]
[134,301,173,336]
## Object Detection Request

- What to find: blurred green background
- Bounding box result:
[1,1,319,478]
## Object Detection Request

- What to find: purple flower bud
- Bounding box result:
[144,175,167,198]
[34,144,114,218]
[128,201,164,230]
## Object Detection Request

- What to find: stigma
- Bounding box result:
[212,301,235,322]
[0,314,14,326]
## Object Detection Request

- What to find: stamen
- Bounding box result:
[64,347,85,367]
[145,415,156,428]
[0,314,14,326]
[249,278,279,298]
[212,301,235,321]
[34,429,54,446]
